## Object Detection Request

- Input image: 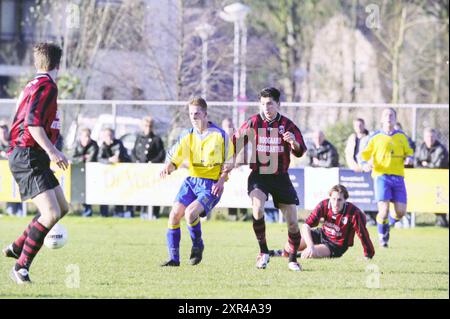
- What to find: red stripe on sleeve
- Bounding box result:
[353,208,375,258]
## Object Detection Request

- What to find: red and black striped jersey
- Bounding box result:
[233,113,307,175]
[9,73,60,152]
[306,199,375,258]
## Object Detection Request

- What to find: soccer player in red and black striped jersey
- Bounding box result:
[2,43,70,284]
[279,185,375,259]
[233,87,307,271]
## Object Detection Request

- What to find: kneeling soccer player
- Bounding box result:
[275,185,375,259]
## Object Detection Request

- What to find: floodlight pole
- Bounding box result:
[221,2,251,127]
[196,23,215,99]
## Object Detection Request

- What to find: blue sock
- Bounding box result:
[376,215,390,243]
[388,213,401,226]
[187,218,204,249]
[167,226,181,262]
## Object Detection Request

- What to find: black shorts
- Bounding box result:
[247,171,299,208]
[310,228,348,258]
[8,147,60,201]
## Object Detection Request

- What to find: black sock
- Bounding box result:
[252,216,269,253]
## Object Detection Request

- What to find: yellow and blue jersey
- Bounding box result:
[167,122,234,180]
[361,130,414,177]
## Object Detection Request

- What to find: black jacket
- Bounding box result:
[131,132,165,163]
[71,139,99,163]
[99,139,131,163]
[307,140,340,168]
[414,141,449,169]
[0,141,8,159]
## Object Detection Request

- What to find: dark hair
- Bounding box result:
[188,97,208,111]
[33,42,62,71]
[259,87,281,103]
[329,184,349,199]
[354,118,365,125]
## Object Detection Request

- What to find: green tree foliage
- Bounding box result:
[324,119,354,165]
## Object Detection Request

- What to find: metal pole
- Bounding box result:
[239,20,247,100]
[233,20,240,127]
[112,102,117,132]
[201,38,208,99]
[412,106,417,141]
[238,20,247,127]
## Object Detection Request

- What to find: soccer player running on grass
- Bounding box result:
[275,184,375,259]
[2,43,69,284]
[160,97,234,267]
[360,108,414,248]
[233,87,307,271]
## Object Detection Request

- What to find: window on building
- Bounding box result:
[0,0,16,41]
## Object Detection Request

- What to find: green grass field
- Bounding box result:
[0,215,448,299]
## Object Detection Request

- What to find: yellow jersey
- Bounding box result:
[167,122,234,180]
[361,130,414,177]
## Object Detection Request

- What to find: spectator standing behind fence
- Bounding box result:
[307,130,339,168]
[344,119,376,226]
[345,118,369,172]
[71,128,99,217]
[0,124,23,216]
[414,127,449,227]
[98,128,133,218]
[1,124,10,158]
[131,116,165,219]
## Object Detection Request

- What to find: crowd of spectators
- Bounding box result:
[0,116,448,226]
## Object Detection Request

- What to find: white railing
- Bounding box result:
[1,99,448,142]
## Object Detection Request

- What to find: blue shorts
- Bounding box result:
[374,175,407,204]
[175,177,221,217]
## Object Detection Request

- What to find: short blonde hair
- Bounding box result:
[188,97,207,111]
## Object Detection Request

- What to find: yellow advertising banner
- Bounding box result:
[404,168,449,214]
[85,163,188,205]
[2,159,448,214]
[0,160,71,202]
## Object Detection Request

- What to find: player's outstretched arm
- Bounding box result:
[28,126,68,170]
[353,212,375,259]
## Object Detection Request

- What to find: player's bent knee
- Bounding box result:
[169,212,182,225]
[184,207,200,224]
[39,212,59,229]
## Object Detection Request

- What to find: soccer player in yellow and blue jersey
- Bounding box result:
[160,97,234,266]
[361,108,414,248]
